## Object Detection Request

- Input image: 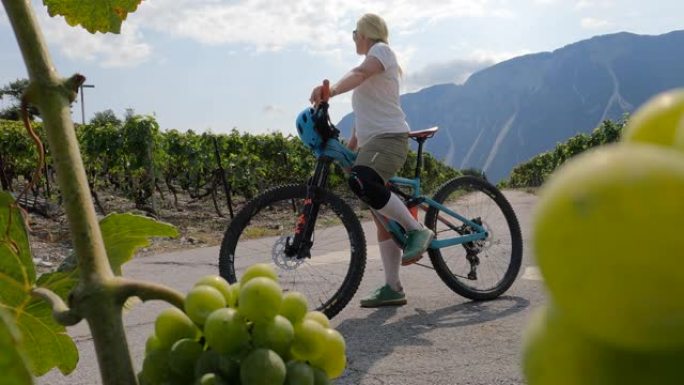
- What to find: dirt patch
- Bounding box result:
[23,190,242,274]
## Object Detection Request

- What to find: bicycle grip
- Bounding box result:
[321,79,330,102]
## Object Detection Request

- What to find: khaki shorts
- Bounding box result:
[354,133,409,182]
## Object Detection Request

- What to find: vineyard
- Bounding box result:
[502,118,626,188]
[1,116,461,222]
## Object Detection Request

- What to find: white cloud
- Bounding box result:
[133,0,510,52]
[576,0,614,10]
[580,17,611,29]
[38,13,152,68]
[18,0,514,67]
[263,104,286,115]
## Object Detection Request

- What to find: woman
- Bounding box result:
[310,13,434,307]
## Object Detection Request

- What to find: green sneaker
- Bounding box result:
[401,228,435,266]
[360,285,407,307]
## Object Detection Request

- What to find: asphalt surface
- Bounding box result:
[37,190,543,385]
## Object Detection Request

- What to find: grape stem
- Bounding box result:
[1,1,172,384]
[113,277,185,310]
[32,288,82,326]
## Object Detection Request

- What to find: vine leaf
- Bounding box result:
[42,0,143,34]
[0,308,33,385]
[1,195,180,376]
[0,191,77,376]
[100,213,179,275]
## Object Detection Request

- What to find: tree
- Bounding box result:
[0,78,40,120]
[90,109,122,127]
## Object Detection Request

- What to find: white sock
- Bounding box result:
[377,193,421,232]
[379,239,402,292]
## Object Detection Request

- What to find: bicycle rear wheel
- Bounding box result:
[425,176,522,300]
[219,184,366,319]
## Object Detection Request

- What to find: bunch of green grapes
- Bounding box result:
[139,263,346,385]
[523,88,684,385]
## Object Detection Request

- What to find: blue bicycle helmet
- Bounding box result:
[296,107,324,151]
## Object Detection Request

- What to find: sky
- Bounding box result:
[1,0,683,136]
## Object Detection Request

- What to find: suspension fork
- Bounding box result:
[285,157,332,258]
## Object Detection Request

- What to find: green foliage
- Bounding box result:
[0,191,78,376]
[0,120,44,183]
[503,119,625,188]
[42,0,144,34]
[89,109,122,127]
[122,115,161,206]
[2,115,459,208]
[0,190,179,377]
[0,308,32,385]
[100,213,178,275]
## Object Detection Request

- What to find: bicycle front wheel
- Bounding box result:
[425,176,522,300]
[219,184,366,319]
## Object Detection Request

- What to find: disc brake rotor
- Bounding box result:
[272,235,305,270]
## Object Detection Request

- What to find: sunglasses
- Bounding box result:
[352,30,357,40]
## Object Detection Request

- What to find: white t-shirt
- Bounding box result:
[352,42,410,147]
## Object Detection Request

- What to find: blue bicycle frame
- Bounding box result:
[319,135,489,251]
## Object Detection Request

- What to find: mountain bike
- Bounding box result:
[218,82,523,319]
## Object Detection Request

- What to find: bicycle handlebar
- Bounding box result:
[321,79,331,103]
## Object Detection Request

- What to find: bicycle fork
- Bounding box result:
[285,157,332,259]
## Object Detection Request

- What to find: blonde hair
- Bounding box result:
[356,13,389,44]
[356,13,403,76]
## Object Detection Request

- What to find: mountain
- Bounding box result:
[336,30,684,182]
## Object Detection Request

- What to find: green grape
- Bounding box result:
[523,305,684,385]
[145,333,162,354]
[238,277,283,323]
[240,263,278,285]
[203,307,250,355]
[534,144,684,350]
[252,314,295,357]
[194,275,234,306]
[285,360,314,385]
[154,307,200,349]
[240,348,287,385]
[194,349,221,379]
[290,319,327,361]
[312,367,331,385]
[303,311,330,328]
[310,328,346,371]
[168,338,204,380]
[184,285,227,326]
[310,329,347,380]
[198,373,229,385]
[621,88,684,151]
[279,291,309,324]
[227,282,240,308]
[314,353,346,380]
[141,349,171,385]
[216,354,240,383]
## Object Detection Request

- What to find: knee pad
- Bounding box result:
[347,166,391,209]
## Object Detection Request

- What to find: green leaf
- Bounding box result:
[42,0,143,34]
[55,213,178,276]
[100,213,178,275]
[0,308,33,385]
[0,191,77,376]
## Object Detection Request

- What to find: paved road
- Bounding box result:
[38,190,544,385]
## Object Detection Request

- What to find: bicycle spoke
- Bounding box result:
[219,184,366,319]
